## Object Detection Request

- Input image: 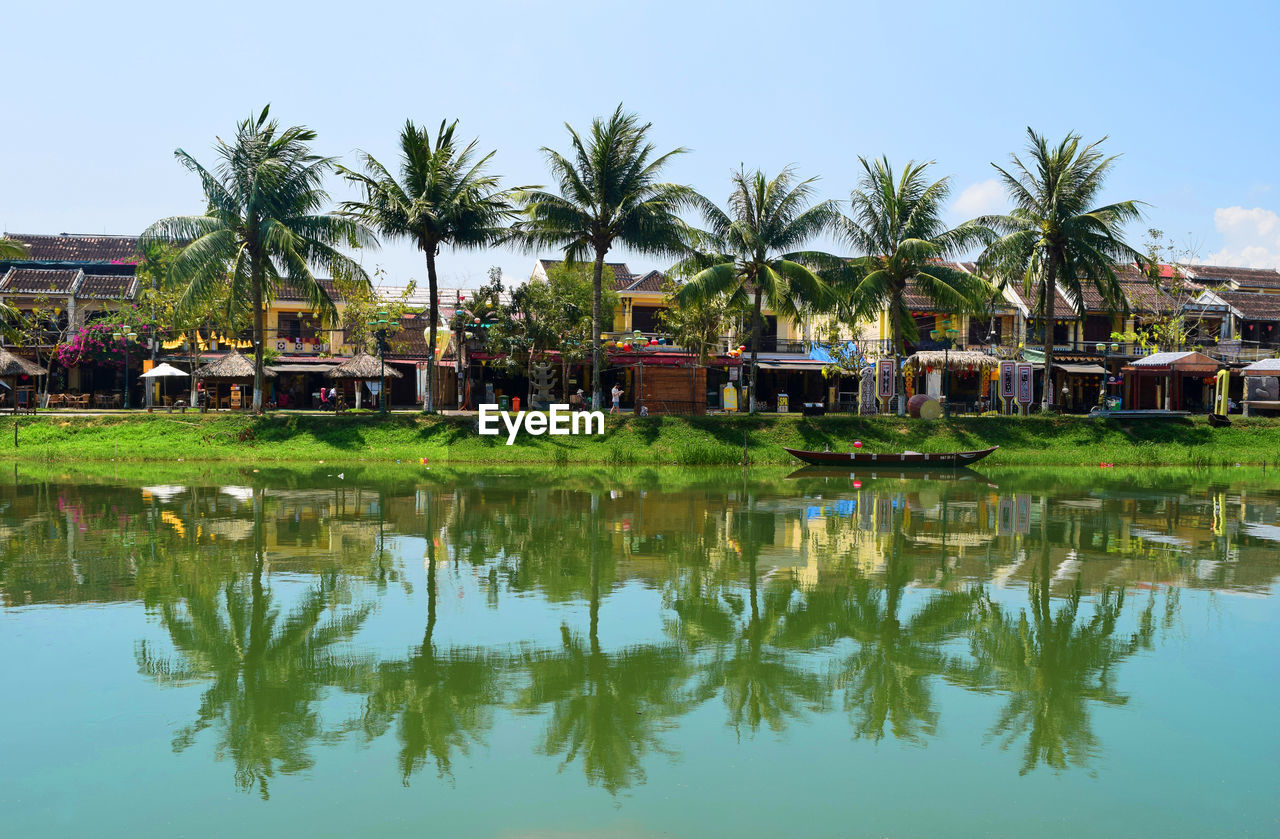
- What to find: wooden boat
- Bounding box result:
[783,445,998,467]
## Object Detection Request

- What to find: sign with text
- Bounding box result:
[1015,363,1033,405]
[999,361,1016,400]
[876,359,896,401]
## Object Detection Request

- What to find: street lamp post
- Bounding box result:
[111,325,138,409]
[368,310,390,414]
[929,325,961,418]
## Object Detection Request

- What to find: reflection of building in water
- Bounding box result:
[2,476,1279,608]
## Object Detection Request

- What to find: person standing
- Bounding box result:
[610,383,623,414]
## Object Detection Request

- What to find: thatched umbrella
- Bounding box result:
[0,348,47,414]
[903,350,1000,373]
[194,348,275,409]
[328,352,402,409]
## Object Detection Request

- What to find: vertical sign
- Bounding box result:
[876,358,896,411]
[999,361,1016,413]
[1015,362,1033,412]
[1015,494,1031,534]
[997,496,1013,534]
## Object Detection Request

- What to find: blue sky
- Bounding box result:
[4,0,1278,288]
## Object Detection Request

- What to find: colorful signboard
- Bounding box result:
[999,361,1016,400]
[1015,363,1033,405]
[876,359,896,401]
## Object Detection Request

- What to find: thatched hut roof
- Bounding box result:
[904,350,1000,372]
[328,352,403,380]
[194,348,277,380]
[0,348,47,378]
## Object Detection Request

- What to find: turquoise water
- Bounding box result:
[1,466,1277,837]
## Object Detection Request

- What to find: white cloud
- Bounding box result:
[1204,206,1280,268]
[952,178,1005,217]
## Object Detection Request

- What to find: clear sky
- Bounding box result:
[4,0,1278,289]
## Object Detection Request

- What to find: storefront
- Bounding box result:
[1122,351,1222,412]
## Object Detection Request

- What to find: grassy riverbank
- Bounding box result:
[2,412,1279,468]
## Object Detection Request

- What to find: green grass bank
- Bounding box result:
[3,412,1279,468]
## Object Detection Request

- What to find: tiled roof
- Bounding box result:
[1004,282,1075,316]
[78,274,140,300]
[623,270,666,292]
[274,277,344,304]
[537,258,636,290]
[1219,291,1280,321]
[1079,278,1188,316]
[0,267,82,294]
[387,313,430,356]
[4,233,140,263]
[1183,263,1280,289]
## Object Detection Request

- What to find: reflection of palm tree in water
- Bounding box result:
[518,493,696,794]
[671,497,828,736]
[775,511,980,743]
[135,488,376,798]
[360,490,502,782]
[962,533,1159,774]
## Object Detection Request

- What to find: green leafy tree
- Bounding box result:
[448,268,504,408]
[514,105,695,410]
[142,106,372,412]
[539,262,614,400]
[837,157,995,414]
[334,267,419,355]
[975,129,1145,410]
[657,277,741,409]
[340,120,520,412]
[673,167,840,412]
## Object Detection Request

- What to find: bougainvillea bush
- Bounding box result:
[56,317,155,370]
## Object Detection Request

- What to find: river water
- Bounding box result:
[1,465,1277,837]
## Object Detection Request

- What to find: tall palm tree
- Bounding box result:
[143,106,372,412]
[673,167,841,413]
[975,129,1144,410]
[515,105,695,410]
[838,157,994,415]
[341,120,520,412]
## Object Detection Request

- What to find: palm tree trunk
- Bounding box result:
[425,490,436,648]
[425,247,440,414]
[891,303,905,416]
[748,288,763,413]
[1041,260,1058,412]
[251,259,265,414]
[591,251,606,412]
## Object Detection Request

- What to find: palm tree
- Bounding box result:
[341,120,520,412]
[0,237,29,261]
[673,167,840,413]
[142,106,373,413]
[975,129,1144,410]
[838,157,994,415]
[515,105,694,410]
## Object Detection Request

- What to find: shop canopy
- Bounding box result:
[1125,351,1221,373]
[1054,363,1107,375]
[1241,358,1280,375]
[758,360,828,372]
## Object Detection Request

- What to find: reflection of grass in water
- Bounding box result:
[5,413,1280,466]
[10,458,1280,499]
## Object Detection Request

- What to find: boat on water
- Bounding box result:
[782,445,999,467]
